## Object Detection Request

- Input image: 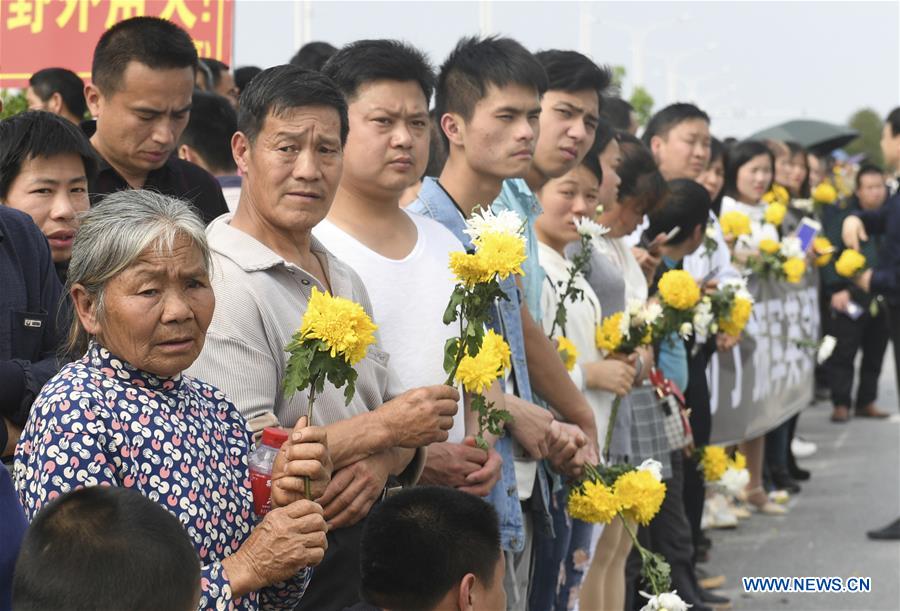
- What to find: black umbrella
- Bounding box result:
[749,119,859,156]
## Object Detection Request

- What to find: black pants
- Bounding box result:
[626,451,701,609]
[684,347,712,552]
[884,302,900,411]
[826,305,889,408]
[294,518,365,611]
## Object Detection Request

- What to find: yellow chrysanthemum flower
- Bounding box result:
[730,451,747,471]
[473,231,527,281]
[658,270,701,310]
[758,239,780,255]
[568,480,621,524]
[454,330,510,394]
[480,329,512,372]
[813,236,834,267]
[835,249,867,278]
[556,336,578,371]
[300,287,378,364]
[615,470,667,526]
[812,182,838,204]
[764,202,787,226]
[783,257,806,283]
[596,312,624,353]
[720,211,752,238]
[762,184,790,206]
[701,446,729,482]
[449,251,493,286]
[719,296,753,337]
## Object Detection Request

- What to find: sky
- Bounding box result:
[233,0,900,138]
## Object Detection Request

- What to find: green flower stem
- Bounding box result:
[548,234,592,339]
[619,514,666,596]
[304,383,317,500]
[444,315,469,386]
[603,396,622,463]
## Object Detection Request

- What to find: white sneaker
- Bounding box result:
[791,436,817,458]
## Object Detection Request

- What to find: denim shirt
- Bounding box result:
[493,178,545,322]
[409,177,552,549]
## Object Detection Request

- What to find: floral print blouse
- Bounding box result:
[14,343,310,610]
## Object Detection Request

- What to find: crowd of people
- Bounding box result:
[1,14,899,611]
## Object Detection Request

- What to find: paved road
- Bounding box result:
[706,349,900,610]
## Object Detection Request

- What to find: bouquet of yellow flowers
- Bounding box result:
[568,459,672,601]
[284,287,378,496]
[744,235,807,284]
[720,210,752,240]
[444,207,525,447]
[762,184,790,207]
[652,269,701,341]
[707,278,754,338]
[834,248,867,278]
[697,447,749,496]
[595,300,659,458]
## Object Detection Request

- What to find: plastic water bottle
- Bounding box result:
[248,427,289,517]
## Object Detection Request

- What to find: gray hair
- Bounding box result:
[66,190,211,355]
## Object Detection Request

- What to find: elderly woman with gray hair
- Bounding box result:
[14,190,332,610]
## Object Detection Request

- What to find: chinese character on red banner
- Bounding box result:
[0,0,233,88]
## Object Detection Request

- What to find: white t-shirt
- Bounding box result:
[314,210,466,443]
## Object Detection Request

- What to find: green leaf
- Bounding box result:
[443,337,460,374]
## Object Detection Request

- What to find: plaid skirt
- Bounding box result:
[626,384,673,479]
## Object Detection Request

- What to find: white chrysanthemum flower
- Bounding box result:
[721,277,748,294]
[639,590,691,611]
[637,458,664,482]
[817,335,837,364]
[619,311,632,336]
[705,224,718,239]
[679,322,693,339]
[780,236,804,259]
[464,207,525,242]
[719,467,750,496]
[575,216,611,242]
[644,303,663,325]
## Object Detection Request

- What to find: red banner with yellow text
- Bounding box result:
[0,0,233,88]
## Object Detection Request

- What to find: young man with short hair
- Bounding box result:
[316,39,502,497]
[26,68,87,125]
[642,103,712,181]
[359,487,506,611]
[409,37,598,608]
[84,17,228,224]
[489,48,614,609]
[177,91,241,211]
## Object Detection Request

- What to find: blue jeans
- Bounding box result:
[529,487,595,610]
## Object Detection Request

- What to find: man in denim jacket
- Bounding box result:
[409,37,598,609]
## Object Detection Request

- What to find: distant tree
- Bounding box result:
[630,86,654,128]
[0,90,27,119]
[609,65,654,127]
[845,108,883,166]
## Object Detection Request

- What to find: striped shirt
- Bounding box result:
[187,214,405,434]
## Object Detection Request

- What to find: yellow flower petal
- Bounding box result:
[658,270,701,310]
[299,287,378,364]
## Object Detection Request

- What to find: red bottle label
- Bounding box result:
[249,469,272,516]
